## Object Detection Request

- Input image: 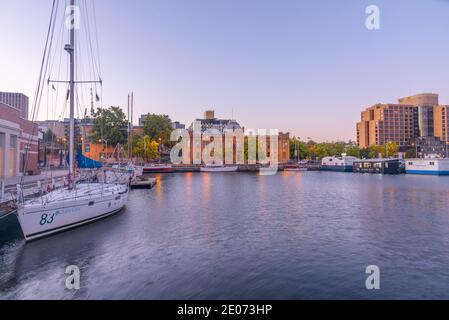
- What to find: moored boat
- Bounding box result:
[200,164,238,172]
[142,164,174,174]
[353,158,402,174]
[405,158,449,175]
[16,0,129,241]
[321,155,358,172]
[17,183,128,241]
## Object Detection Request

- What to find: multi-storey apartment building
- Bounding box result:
[434,105,449,145]
[398,93,438,138]
[356,103,419,148]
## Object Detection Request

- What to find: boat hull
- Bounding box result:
[142,166,174,174]
[320,165,353,172]
[406,170,449,175]
[17,187,128,241]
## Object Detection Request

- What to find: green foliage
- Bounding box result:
[288,139,399,160]
[142,114,173,145]
[359,142,399,159]
[92,106,128,146]
[133,136,160,161]
[289,137,308,160]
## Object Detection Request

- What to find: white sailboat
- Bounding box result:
[16,0,128,241]
[200,164,238,172]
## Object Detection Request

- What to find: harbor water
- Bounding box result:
[1,171,449,299]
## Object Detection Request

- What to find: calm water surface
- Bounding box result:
[1,171,449,299]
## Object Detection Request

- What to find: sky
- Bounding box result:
[1,0,449,142]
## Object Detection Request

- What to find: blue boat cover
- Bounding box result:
[76,148,103,169]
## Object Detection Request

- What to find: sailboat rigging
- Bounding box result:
[16,0,129,241]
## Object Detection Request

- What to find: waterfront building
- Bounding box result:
[0,92,29,120]
[433,105,449,146]
[356,103,419,148]
[398,93,439,138]
[189,110,242,133]
[185,131,290,165]
[0,102,39,178]
[357,93,449,157]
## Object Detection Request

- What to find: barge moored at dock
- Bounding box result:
[405,158,449,175]
[321,155,358,172]
[353,158,403,174]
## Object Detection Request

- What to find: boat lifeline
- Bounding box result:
[16,0,129,241]
[321,155,358,172]
[405,158,449,175]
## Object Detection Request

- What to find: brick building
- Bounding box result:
[0,102,39,178]
[0,92,29,119]
[183,130,290,165]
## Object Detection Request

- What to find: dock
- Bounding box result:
[130,177,157,189]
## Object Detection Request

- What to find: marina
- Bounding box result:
[2,172,449,299]
[1,0,449,303]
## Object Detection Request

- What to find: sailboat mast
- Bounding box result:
[131,91,134,160]
[127,94,130,160]
[68,0,76,180]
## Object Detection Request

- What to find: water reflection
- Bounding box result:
[2,172,449,299]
